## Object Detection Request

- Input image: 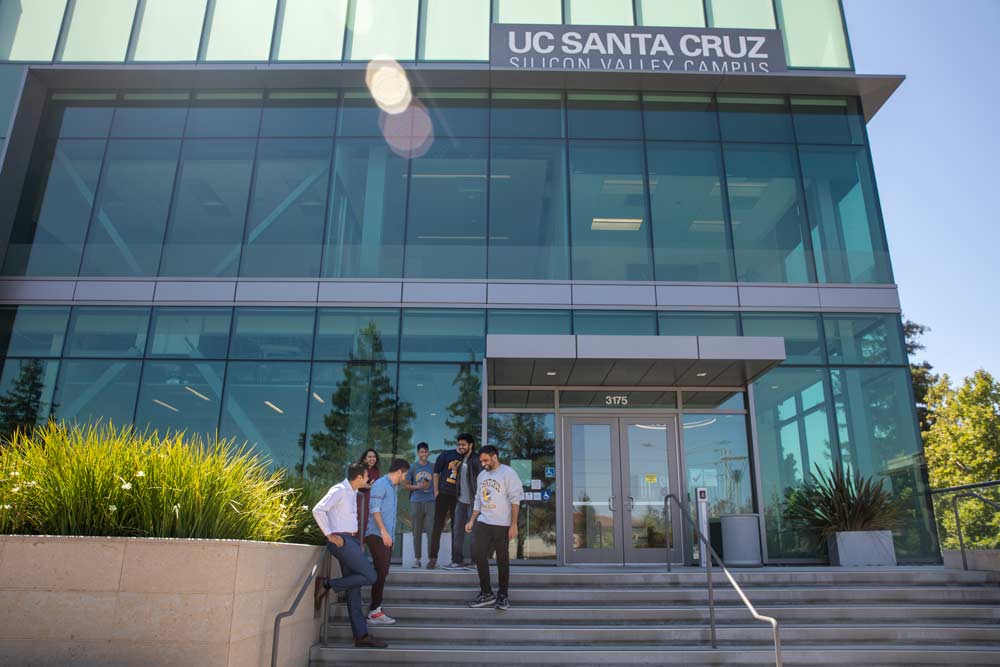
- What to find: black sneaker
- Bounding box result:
[354,634,388,648]
[467,592,497,608]
[495,593,510,610]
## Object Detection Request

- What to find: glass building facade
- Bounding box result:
[0,1,937,563]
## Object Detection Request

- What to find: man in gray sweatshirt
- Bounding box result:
[464,445,524,610]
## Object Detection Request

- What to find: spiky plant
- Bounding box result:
[785,465,902,543]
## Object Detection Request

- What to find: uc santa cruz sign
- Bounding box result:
[490,24,787,74]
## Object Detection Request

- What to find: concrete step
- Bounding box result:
[323,622,1000,646]
[339,603,1000,625]
[310,643,1000,666]
[375,584,1000,605]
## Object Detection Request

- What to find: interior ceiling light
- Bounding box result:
[683,417,718,430]
[546,371,558,376]
[696,372,709,377]
[264,401,284,414]
[184,386,211,402]
[366,57,411,115]
[592,218,643,231]
[153,399,179,413]
[312,392,325,404]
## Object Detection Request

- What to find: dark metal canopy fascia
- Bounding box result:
[26,64,903,122]
[486,334,785,387]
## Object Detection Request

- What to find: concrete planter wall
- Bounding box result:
[943,549,1000,572]
[828,530,897,566]
[0,535,324,667]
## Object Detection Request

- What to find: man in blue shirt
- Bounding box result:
[404,442,434,568]
[365,457,410,625]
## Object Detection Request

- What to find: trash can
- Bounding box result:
[720,514,762,567]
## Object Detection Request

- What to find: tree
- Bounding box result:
[903,319,940,431]
[0,359,52,443]
[923,370,1000,549]
[443,360,481,448]
[304,324,414,485]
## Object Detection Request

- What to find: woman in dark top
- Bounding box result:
[356,448,381,538]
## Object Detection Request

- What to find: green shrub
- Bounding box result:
[785,465,902,544]
[0,422,309,542]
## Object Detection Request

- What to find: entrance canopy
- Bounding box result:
[486,335,785,387]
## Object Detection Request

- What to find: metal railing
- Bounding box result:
[931,480,1000,571]
[271,550,328,667]
[664,494,782,667]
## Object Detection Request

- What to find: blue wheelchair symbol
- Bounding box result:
[541,489,552,501]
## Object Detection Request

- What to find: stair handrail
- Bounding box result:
[271,549,328,667]
[664,494,782,667]
[930,481,1000,571]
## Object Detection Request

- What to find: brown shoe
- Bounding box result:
[314,576,328,611]
[354,634,388,648]
[426,559,437,570]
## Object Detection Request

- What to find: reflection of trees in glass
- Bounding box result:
[444,360,481,446]
[305,324,414,485]
[0,360,54,443]
[489,412,556,559]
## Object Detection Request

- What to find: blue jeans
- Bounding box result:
[326,534,377,639]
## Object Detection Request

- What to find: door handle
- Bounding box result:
[608,496,615,511]
[628,496,635,511]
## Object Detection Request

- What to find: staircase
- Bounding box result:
[310,566,1000,666]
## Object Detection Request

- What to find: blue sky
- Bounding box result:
[843,0,1000,382]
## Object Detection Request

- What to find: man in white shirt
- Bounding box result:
[313,462,386,648]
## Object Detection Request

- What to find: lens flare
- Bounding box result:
[366,58,412,115]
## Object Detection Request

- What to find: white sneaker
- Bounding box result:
[366,607,396,625]
[412,559,421,569]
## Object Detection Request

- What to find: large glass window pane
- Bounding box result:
[564,0,633,25]
[59,0,137,62]
[637,0,704,27]
[0,65,24,132]
[204,0,278,61]
[573,310,656,336]
[800,146,892,284]
[134,361,225,440]
[490,139,569,280]
[706,0,775,29]
[792,97,864,145]
[0,0,67,61]
[569,141,652,281]
[568,93,641,140]
[831,367,937,560]
[186,93,262,137]
[0,306,70,357]
[230,308,315,360]
[398,362,482,452]
[240,138,331,277]
[404,138,488,279]
[220,361,310,472]
[487,310,572,335]
[147,307,232,359]
[65,307,150,358]
[491,91,563,139]
[337,90,384,137]
[420,0,489,61]
[111,95,189,138]
[315,308,400,361]
[261,91,338,137]
[324,138,407,278]
[683,414,751,518]
[658,312,740,337]
[41,98,115,139]
[776,0,850,69]
[304,361,401,484]
[724,144,813,283]
[489,412,557,559]
[159,139,255,277]
[346,0,418,61]
[493,0,561,23]
[275,0,348,61]
[79,139,181,277]
[132,0,208,62]
[54,359,140,426]
[400,309,485,362]
[648,142,732,281]
[2,139,104,277]
[824,314,905,366]
[0,358,60,437]
[643,94,717,142]
[421,91,489,139]
[742,313,825,365]
[719,95,793,143]
[753,367,836,559]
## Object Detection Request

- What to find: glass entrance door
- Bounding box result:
[563,415,682,564]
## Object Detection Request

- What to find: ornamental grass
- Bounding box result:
[0,421,309,542]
